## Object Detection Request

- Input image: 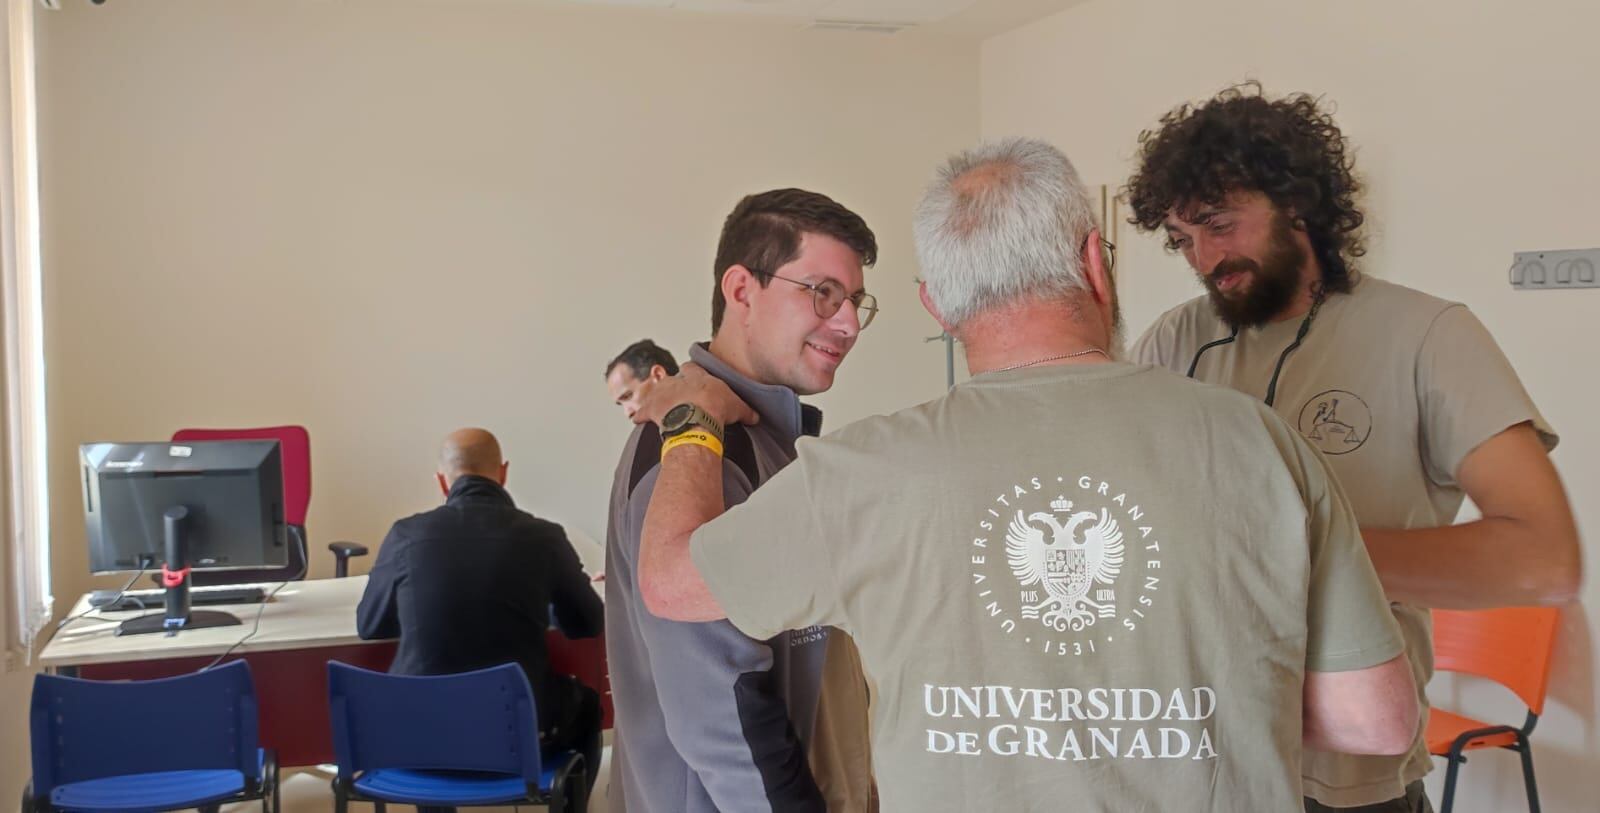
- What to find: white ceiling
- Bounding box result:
[550,0,1089,35]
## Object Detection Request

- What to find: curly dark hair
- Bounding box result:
[711,188,877,334]
[1123,82,1365,293]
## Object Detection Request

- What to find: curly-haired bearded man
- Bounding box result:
[1126,84,1582,813]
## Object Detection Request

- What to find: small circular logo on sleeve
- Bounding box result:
[1297,390,1372,455]
[970,474,1164,658]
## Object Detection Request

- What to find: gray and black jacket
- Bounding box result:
[605,343,830,813]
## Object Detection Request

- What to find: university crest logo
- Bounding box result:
[1007,497,1123,633]
[970,474,1164,658]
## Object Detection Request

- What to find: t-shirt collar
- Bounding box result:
[967,360,1145,387]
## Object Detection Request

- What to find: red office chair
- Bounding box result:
[171,425,367,584]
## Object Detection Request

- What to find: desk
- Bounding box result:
[42,577,380,667]
[39,576,612,766]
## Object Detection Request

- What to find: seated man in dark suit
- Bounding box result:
[357,428,604,800]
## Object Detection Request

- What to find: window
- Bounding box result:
[2,0,51,669]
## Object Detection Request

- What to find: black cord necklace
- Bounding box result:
[1186,289,1326,408]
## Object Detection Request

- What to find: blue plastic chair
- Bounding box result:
[326,662,585,813]
[23,660,277,812]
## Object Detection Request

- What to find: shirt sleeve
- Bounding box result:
[1417,304,1557,486]
[691,449,845,642]
[355,524,404,640]
[549,526,604,639]
[1266,409,1406,672]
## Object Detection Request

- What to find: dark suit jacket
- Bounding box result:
[357,475,603,731]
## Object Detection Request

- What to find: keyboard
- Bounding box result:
[89,585,268,612]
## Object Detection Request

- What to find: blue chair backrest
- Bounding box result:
[29,661,260,794]
[326,662,542,783]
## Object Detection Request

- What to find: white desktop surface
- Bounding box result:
[38,575,380,669]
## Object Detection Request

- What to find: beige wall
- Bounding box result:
[983,0,1598,808]
[1,666,34,803]
[33,0,975,585]
[17,0,1587,807]
[10,0,974,794]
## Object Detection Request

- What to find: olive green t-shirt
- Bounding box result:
[691,362,1403,812]
[1132,276,1556,805]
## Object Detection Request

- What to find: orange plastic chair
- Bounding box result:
[1428,607,1559,813]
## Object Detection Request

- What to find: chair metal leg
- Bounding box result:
[263,749,280,813]
[572,765,589,813]
[550,752,585,813]
[1517,735,1541,813]
[1439,752,1464,813]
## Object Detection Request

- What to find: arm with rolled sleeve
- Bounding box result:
[1283,421,1418,755]
[688,454,845,641]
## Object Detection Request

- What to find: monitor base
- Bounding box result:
[114,609,242,637]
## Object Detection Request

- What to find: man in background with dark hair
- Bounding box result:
[1126,84,1581,812]
[606,339,680,421]
[605,188,879,812]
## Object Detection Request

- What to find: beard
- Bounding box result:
[1201,212,1308,329]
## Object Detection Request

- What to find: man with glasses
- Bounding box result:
[605,188,878,813]
[1125,86,1580,812]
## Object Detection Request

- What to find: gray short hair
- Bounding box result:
[913,138,1098,330]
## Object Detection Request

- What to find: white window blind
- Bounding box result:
[1,0,51,669]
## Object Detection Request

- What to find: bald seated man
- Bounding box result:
[358,428,604,796]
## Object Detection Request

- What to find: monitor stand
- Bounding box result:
[115,506,243,637]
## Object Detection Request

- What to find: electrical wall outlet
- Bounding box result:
[1510,248,1600,289]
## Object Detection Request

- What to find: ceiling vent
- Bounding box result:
[808,18,914,34]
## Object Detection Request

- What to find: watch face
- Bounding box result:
[663,403,693,431]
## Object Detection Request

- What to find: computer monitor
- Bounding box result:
[80,439,288,635]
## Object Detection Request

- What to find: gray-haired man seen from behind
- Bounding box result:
[627,138,1420,811]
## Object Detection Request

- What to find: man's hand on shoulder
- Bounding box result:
[631,362,760,428]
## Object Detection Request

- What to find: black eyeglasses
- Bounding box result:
[764,273,879,330]
[1091,236,1117,275]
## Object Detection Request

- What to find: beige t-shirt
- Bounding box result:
[1132,276,1557,806]
[691,362,1403,812]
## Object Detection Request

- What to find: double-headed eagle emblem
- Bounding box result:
[1006,498,1124,632]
